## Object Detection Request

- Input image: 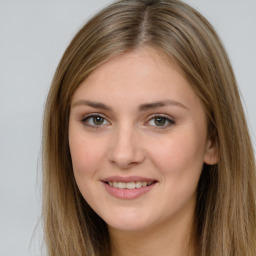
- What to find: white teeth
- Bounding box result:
[118,182,126,189]
[107,181,155,189]
[135,182,142,188]
[142,181,147,187]
[126,182,136,189]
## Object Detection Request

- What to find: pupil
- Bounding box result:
[155,117,166,126]
[93,116,103,125]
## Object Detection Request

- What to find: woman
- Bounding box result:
[42,0,256,255]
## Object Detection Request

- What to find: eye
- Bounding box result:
[147,115,175,128]
[82,114,110,128]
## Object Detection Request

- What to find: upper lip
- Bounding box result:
[101,176,157,183]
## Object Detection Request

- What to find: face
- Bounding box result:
[69,47,217,233]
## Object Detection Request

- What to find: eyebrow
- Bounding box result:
[138,100,188,111]
[71,99,189,111]
[72,100,112,111]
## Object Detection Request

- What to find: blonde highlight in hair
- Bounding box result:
[42,0,256,255]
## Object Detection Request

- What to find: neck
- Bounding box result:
[108,207,197,256]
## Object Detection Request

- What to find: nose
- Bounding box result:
[108,125,145,170]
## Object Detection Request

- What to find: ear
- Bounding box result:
[204,138,219,165]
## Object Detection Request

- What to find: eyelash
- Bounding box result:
[147,114,175,129]
[81,113,110,129]
[81,113,175,129]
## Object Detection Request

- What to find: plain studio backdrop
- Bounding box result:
[0,0,255,255]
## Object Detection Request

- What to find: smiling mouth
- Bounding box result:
[102,178,158,199]
[105,181,156,189]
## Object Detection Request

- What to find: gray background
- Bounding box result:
[0,1,255,255]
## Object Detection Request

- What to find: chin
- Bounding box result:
[103,210,156,233]
[107,221,151,233]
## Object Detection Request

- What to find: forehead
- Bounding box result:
[71,46,201,112]
[83,47,182,85]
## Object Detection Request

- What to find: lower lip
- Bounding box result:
[103,182,157,200]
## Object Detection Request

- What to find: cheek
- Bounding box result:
[149,130,206,179]
[69,134,106,207]
[69,131,105,181]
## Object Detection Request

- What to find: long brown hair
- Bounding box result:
[42,0,256,255]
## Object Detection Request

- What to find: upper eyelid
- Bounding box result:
[82,113,109,121]
[81,113,111,127]
[146,113,175,122]
[145,114,175,128]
